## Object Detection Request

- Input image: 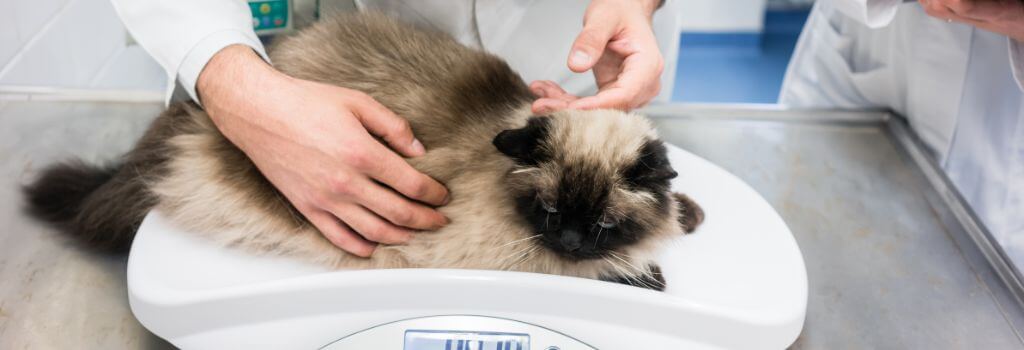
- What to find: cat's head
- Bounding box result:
[493,109,680,262]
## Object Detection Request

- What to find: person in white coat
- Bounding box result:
[781,0,1024,265]
[109,0,680,257]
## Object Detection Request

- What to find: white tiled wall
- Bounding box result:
[0,0,165,91]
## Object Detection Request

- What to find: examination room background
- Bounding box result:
[0,0,812,102]
[25,1,1023,349]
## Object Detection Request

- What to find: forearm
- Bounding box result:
[197,45,295,152]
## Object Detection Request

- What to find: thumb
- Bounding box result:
[568,17,617,73]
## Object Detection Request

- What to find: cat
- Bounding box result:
[24,13,703,291]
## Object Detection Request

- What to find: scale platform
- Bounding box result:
[127,144,808,349]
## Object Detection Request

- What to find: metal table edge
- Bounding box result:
[643,103,1024,323]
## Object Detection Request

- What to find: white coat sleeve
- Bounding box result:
[110,0,271,104]
[1008,40,1024,92]
[829,0,901,28]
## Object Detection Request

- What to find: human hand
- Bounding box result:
[918,0,1024,42]
[197,45,449,257]
[532,0,664,114]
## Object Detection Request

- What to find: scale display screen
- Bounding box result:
[404,330,529,350]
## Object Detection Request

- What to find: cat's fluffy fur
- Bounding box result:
[24,13,703,290]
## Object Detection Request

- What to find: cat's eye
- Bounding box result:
[597,218,617,229]
[538,197,558,213]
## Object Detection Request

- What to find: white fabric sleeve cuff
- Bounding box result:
[171,30,271,104]
[1008,38,1024,93]
[831,0,900,28]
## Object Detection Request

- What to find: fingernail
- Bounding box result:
[531,86,546,98]
[570,50,591,67]
[442,194,451,205]
[428,215,450,230]
[410,138,426,156]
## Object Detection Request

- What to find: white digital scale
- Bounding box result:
[127,145,808,349]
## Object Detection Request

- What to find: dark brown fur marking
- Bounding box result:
[673,193,704,234]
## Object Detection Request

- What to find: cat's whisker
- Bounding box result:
[607,256,656,289]
[498,234,541,249]
[506,246,539,271]
[498,243,537,268]
[603,257,653,289]
[510,167,538,174]
[593,226,604,249]
[498,240,541,269]
[502,245,538,271]
[603,256,631,279]
[607,251,647,278]
[609,252,662,288]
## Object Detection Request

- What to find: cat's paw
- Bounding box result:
[602,263,666,291]
[673,192,704,234]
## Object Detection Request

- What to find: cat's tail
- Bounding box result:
[23,159,157,253]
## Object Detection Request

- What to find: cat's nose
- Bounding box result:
[560,228,582,252]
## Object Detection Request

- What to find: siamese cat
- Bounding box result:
[24,13,703,290]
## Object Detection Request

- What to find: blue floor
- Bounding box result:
[672,10,810,103]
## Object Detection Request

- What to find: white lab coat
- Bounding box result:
[109,0,681,105]
[781,1,1024,265]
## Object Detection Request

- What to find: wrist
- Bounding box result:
[197,44,295,150]
[589,0,660,16]
[197,45,288,113]
[642,0,663,15]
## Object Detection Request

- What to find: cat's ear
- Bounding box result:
[624,139,678,190]
[493,116,551,165]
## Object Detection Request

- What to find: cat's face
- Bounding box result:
[493,110,679,261]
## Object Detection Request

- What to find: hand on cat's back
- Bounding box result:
[195,45,450,257]
[531,0,664,114]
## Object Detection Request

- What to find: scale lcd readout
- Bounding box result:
[404,330,529,350]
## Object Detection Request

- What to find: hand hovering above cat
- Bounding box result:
[532,0,665,114]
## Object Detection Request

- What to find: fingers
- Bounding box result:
[920,0,958,20]
[349,93,426,158]
[346,178,449,230]
[920,0,1005,22]
[530,81,578,114]
[918,0,1024,41]
[570,56,661,111]
[532,98,571,115]
[306,210,376,257]
[354,140,449,206]
[530,80,578,102]
[569,11,619,73]
[942,0,1005,21]
[570,79,660,111]
[331,202,416,245]
[570,89,635,111]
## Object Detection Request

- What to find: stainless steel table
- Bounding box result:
[1,101,1022,349]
